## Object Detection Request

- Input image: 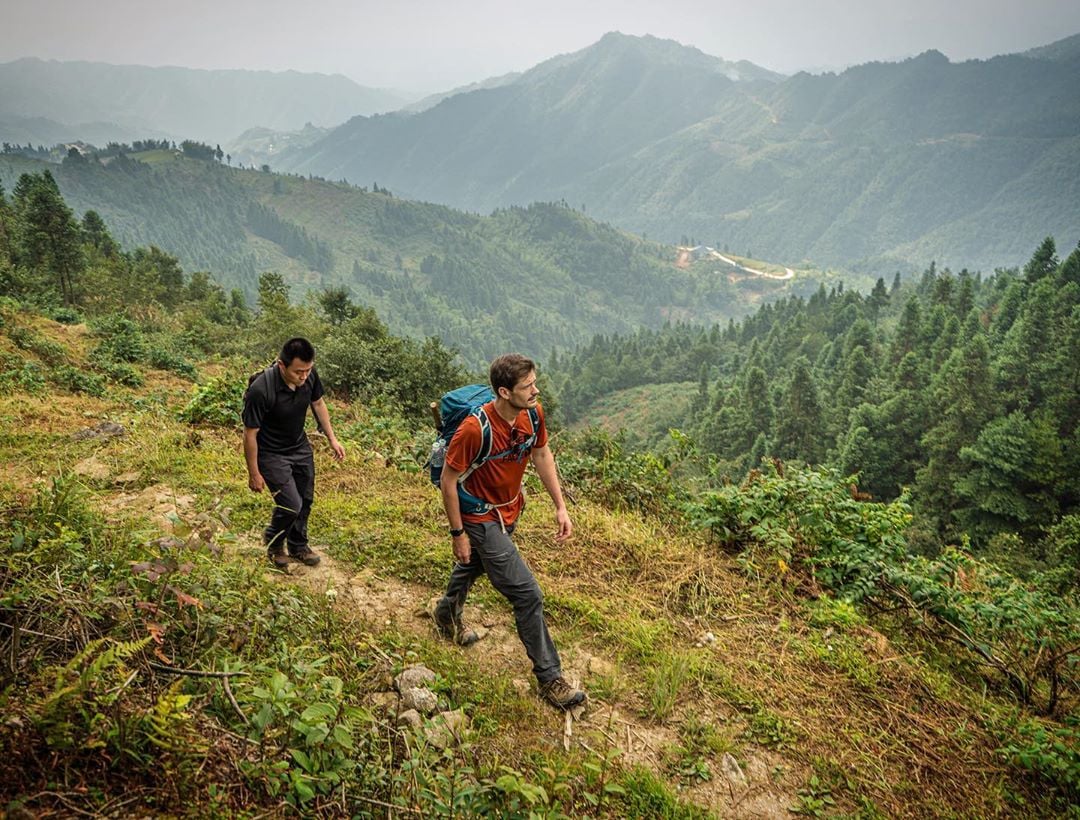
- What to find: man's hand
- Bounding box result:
[248,472,265,493]
[452,532,471,564]
[554,507,572,543]
[328,437,346,461]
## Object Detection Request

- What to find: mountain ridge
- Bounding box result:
[276,32,1080,273]
[0,57,414,145]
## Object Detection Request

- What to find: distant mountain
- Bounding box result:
[277,32,783,204]
[278,32,1080,273]
[0,115,147,148]
[225,123,331,169]
[402,71,523,113]
[1022,32,1080,63]
[0,58,414,145]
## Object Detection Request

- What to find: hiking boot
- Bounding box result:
[289,546,321,567]
[539,677,586,710]
[267,548,291,571]
[433,603,479,647]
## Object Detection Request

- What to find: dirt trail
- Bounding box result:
[272,546,797,818]
[111,483,796,816]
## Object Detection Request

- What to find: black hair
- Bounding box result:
[279,337,315,365]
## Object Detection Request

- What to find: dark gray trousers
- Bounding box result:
[437,521,562,684]
[258,447,315,554]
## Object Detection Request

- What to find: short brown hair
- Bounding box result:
[489,353,535,393]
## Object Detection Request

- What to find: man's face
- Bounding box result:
[504,370,539,410]
[279,358,313,390]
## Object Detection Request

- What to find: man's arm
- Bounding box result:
[243,427,265,492]
[440,464,472,564]
[311,398,345,461]
[530,444,572,543]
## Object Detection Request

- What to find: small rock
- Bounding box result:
[72,456,110,481]
[511,678,531,697]
[71,421,126,440]
[395,664,436,693]
[720,753,748,790]
[365,692,399,714]
[744,755,772,784]
[401,687,439,715]
[425,709,468,749]
[397,709,422,729]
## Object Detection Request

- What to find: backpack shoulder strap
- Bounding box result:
[464,405,493,473]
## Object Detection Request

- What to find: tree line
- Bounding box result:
[551,239,1080,570]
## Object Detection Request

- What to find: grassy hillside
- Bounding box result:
[0,151,804,365]
[1,304,1076,817]
[570,382,696,451]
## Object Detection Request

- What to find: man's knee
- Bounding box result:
[510,579,544,613]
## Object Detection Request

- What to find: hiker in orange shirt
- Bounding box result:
[434,353,585,710]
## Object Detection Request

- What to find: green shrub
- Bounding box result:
[92,314,147,363]
[146,346,197,379]
[97,359,144,387]
[1000,714,1080,803]
[51,365,106,397]
[0,360,47,393]
[180,374,244,427]
[51,307,83,324]
[557,427,684,518]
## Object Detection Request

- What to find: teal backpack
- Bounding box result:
[428,384,540,514]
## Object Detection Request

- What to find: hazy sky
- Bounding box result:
[3,0,1079,94]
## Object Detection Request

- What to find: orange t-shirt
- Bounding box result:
[445,400,548,527]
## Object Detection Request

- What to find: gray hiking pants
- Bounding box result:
[437,521,562,684]
[258,447,314,554]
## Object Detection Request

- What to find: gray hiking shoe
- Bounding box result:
[539,677,586,710]
[289,546,321,567]
[433,603,479,647]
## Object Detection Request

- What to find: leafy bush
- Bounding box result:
[999,714,1080,803]
[92,314,147,363]
[318,321,469,419]
[50,365,106,397]
[686,462,1080,715]
[146,345,197,379]
[97,359,144,387]
[51,306,83,324]
[180,374,244,427]
[557,427,685,518]
[0,360,47,393]
[686,461,910,596]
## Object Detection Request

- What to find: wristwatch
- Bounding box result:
[449,527,465,537]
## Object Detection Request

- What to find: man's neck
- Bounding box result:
[492,397,520,424]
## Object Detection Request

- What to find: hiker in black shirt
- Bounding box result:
[242,337,345,569]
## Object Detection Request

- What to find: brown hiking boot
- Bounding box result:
[289,546,321,567]
[267,548,291,570]
[539,677,586,710]
[433,603,479,647]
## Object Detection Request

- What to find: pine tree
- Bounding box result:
[774,357,824,464]
[12,171,85,305]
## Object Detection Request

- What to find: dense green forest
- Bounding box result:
[1,176,1078,815]
[0,148,783,366]
[553,238,1080,568]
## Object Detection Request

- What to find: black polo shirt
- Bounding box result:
[242,364,325,454]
